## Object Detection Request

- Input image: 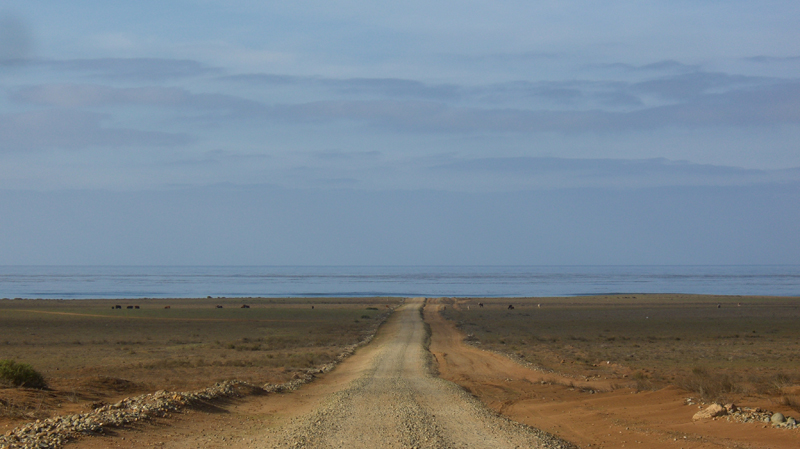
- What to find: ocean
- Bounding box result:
[1,265,799,299]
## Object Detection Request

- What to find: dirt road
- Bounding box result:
[70,298,573,448]
[265,298,572,448]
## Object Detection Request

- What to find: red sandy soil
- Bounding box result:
[425,298,799,449]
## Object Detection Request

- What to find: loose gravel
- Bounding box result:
[266,298,577,449]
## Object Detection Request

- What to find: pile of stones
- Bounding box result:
[0,309,390,449]
[690,400,798,430]
[0,383,251,449]
[727,407,798,429]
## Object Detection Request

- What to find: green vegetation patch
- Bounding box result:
[0,360,47,389]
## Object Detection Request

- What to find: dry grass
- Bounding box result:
[677,367,738,401]
[0,296,401,428]
[441,294,800,403]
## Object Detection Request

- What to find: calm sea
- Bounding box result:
[0,265,798,299]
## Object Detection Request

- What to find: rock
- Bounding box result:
[786,417,796,426]
[724,403,737,413]
[771,412,785,424]
[693,403,727,420]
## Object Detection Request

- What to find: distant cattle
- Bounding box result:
[508,304,514,310]
[164,306,171,309]
[478,303,484,308]
[311,305,314,309]
[126,306,133,309]
[134,305,140,309]
[111,306,115,310]
[216,305,223,309]
[115,305,122,309]
[241,304,250,308]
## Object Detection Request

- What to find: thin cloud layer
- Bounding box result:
[222,73,461,100]
[39,58,221,80]
[1,2,798,265]
[0,110,192,152]
[433,156,800,188]
[9,83,263,111]
[1,2,800,191]
[0,12,33,64]
[250,79,800,133]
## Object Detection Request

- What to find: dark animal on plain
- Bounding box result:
[111,306,115,310]
[115,305,122,309]
[134,305,140,309]
[164,306,170,309]
[216,305,223,309]
[241,304,250,308]
[508,304,514,310]
[126,305,133,309]
[478,303,484,308]
[717,304,721,308]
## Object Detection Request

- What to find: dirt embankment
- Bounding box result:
[425,298,800,449]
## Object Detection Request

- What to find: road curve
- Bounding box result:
[266,298,575,449]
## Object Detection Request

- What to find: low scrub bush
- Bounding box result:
[0,359,47,389]
[679,366,737,402]
[778,395,800,413]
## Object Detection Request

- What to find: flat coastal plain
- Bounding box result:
[0,297,401,429]
[1,294,799,448]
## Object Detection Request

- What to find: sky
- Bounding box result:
[1,1,799,265]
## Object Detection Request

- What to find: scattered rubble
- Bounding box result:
[686,398,798,430]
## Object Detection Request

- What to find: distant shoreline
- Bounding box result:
[3,293,800,301]
[2,265,799,298]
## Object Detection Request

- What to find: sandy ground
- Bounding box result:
[425,298,800,449]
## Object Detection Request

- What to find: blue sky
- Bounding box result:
[1,1,799,265]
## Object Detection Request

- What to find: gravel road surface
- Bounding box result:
[266,298,575,449]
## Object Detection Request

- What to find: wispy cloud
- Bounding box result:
[12,70,799,141]
[250,79,800,133]
[744,55,800,63]
[309,149,382,161]
[0,12,33,65]
[9,84,264,111]
[37,58,222,80]
[431,156,800,188]
[0,110,192,152]
[222,73,461,100]
[596,60,701,74]
[631,72,774,101]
